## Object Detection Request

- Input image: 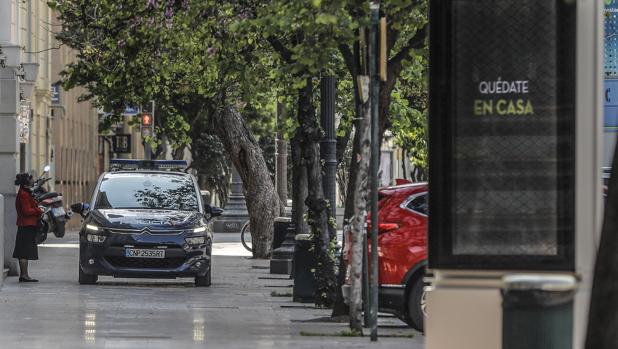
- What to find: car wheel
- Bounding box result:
[78,265,98,285]
[407,276,425,332]
[195,266,211,287]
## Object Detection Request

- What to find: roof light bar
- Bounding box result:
[110,159,188,171]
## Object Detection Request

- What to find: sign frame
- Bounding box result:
[428,0,577,271]
[111,134,132,153]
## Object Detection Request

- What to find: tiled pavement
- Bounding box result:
[0,233,424,349]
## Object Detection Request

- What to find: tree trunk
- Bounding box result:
[332,95,363,318]
[173,144,186,160]
[344,122,363,221]
[291,132,310,236]
[585,147,618,348]
[349,88,371,332]
[332,42,363,318]
[297,78,336,307]
[212,105,280,258]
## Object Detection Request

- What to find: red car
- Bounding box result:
[342,182,428,331]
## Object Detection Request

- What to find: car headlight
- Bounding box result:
[193,226,207,233]
[86,224,99,231]
[86,234,106,243]
[185,236,206,245]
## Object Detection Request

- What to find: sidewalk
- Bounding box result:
[0,234,423,348]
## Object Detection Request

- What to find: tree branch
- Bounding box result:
[267,36,293,64]
[24,44,64,54]
[338,43,355,77]
[388,24,428,66]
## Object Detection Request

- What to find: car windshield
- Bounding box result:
[95,173,199,211]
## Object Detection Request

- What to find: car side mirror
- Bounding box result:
[210,206,223,217]
[70,202,90,216]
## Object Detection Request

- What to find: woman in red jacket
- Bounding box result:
[13,173,42,282]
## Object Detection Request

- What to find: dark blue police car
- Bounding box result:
[71,160,221,287]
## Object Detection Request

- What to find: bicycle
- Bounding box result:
[240,220,252,252]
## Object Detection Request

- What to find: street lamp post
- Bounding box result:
[212,166,250,235]
[369,1,380,342]
[320,76,337,239]
[276,103,288,207]
[270,103,295,275]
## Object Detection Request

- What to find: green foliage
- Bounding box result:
[51,0,429,302]
[389,50,429,174]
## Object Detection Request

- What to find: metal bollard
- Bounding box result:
[272,217,291,250]
[292,234,315,303]
[502,274,576,349]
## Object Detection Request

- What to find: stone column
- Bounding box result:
[0,0,21,275]
[0,68,20,276]
[212,166,249,234]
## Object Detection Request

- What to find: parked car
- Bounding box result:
[342,182,428,332]
[71,159,222,287]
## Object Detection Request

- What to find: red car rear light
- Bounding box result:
[378,223,399,233]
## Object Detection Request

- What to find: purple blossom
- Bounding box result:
[146,0,157,9]
[165,6,174,18]
[206,47,216,57]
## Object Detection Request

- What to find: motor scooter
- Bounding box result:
[31,165,69,238]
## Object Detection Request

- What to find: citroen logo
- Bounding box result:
[140,227,151,234]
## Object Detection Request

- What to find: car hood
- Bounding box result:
[90,209,204,230]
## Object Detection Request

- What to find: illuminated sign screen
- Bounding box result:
[428,0,575,270]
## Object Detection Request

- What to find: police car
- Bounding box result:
[71,160,221,286]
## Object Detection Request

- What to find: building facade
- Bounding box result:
[1,0,101,275]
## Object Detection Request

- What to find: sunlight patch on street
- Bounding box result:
[212,242,252,257]
[40,243,79,248]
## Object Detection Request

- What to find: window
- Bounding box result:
[406,193,428,216]
[95,173,199,211]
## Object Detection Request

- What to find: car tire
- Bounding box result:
[78,265,98,285]
[195,266,211,287]
[407,276,425,332]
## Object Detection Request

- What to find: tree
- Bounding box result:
[389,62,429,181]
[51,0,280,258]
[242,0,429,312]
[311,0,428,320]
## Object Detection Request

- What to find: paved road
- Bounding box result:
[0,233,424,349]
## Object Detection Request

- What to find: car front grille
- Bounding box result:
[104,256,185,269]
[105,228,186,235]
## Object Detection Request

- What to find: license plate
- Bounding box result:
[51,207,66,217]
[125,249,165,258]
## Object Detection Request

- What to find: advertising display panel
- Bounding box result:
[429,0,576,270]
